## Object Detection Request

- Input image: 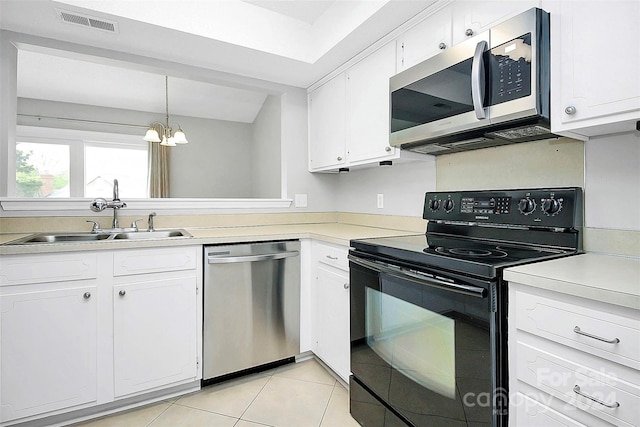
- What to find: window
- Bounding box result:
[16,142,70,197]
[14,127,148,198]
[85,142,148,198]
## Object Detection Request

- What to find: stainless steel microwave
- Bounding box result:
[390,8,554,155]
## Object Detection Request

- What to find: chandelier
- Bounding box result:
[143,75,188,146]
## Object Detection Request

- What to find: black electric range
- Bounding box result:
[348,187,583,427]
[352,187,582,279]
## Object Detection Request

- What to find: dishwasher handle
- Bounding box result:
[207,250,299,264]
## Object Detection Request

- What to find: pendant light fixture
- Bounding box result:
[143,75,188,146]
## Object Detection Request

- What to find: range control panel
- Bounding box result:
[423,187,583,228]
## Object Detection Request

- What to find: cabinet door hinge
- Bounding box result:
[196,356,200,369]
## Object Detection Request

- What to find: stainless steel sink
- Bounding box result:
[112,230,192,240]
[6,229,192,244]
[15,232,113,244]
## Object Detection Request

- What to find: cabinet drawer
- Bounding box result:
[514,393,588,427]
[517,341,640,427]
[113,246,198,276]
[0,253,97,286]
[314,242,349,271]
[514,291,640,370]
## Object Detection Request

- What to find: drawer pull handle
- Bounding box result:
[326,255,339,260]
[573,326,620,344]
[573,385,620,408]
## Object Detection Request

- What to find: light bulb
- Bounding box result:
[143,128,161,142]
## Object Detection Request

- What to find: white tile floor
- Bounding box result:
[73,359,360,427]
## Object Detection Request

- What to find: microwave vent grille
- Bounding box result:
[485,125,551,141]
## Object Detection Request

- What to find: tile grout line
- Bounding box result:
[143,400,174,427]
[234,372,276,427]
[317,382,338,427]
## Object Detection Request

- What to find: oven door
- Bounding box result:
[349,253,505,427]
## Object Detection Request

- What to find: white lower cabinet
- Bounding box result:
[0,246,201,426]
[0,284,97,423]
[508,283,640,427]
[311,241,350,382]
[113,277,197,397]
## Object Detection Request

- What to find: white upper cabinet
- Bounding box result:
[346,42,398,164]
[397,6,453,72]
[451,0,541,46]
[397,1,539,72]
[545,0,640,138]
[309,41,422,172]
[308,73,347,171]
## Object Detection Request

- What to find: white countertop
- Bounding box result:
[0,223,418,255]
[504,253,640,310]
[5,226,639,311]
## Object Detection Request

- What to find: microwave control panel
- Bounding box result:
[488,33,533,105]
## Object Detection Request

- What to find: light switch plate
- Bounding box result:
[377,194,384,209]
[294,194,308,207]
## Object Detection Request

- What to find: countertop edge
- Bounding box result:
[0,223,411,255]
[504,254,640,310]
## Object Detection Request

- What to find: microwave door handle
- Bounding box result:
[471,40,488,120]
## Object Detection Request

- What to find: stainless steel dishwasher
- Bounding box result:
[203,240,300,384]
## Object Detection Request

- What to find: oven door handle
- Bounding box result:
[348,254,487,298]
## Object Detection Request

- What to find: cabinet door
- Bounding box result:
[308,73,347,171]
[1,285,97,422]
[397,6,452,72]
[314,265,350,382]
[550,0,640,136]
[346,42,397,164]
[451,0,540,46]
[113,276,197,397]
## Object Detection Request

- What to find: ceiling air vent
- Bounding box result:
[56,9,118,33]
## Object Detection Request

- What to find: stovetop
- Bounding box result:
[350,188,583,279]
[350,233,576,279]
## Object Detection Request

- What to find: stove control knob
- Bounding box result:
[542,198,561,215]
[518,198,536,215]
[429,199,441,211]
[444,199,455,212]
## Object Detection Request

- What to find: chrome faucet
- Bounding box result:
[113,179,121,202]
[148,212,156,232]
[90,179,128,229]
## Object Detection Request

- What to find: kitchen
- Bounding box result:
[0,1,639,427]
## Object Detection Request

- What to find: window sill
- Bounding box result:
[0,198,293,213]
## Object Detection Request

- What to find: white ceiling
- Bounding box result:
[241,0,336,24]
[1,0,435,122]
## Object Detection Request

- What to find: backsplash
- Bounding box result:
[435,137,584,191]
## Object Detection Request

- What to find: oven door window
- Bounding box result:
[366,287,456,399]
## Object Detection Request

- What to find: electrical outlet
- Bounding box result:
[377,194,384,209]
[294,194,308,208]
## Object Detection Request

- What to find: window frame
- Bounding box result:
[13,125,148,199]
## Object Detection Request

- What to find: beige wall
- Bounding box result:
[436,138,584,191]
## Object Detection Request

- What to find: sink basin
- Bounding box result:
[112,230,192,240]
[16,232,112,244]
[6,229,192,245]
